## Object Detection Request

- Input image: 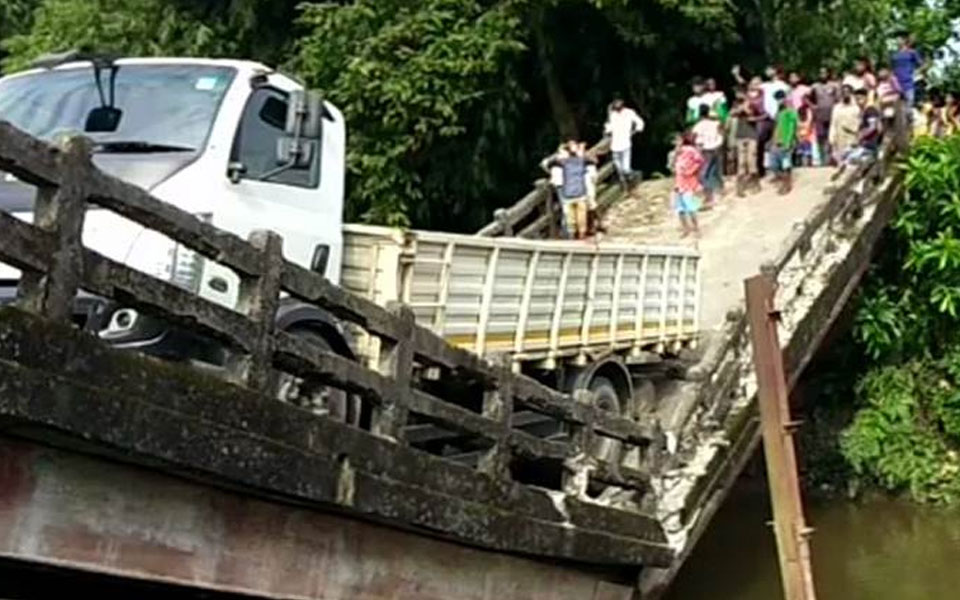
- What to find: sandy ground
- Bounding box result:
[602,168,835,331]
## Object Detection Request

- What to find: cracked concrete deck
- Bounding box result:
[603,168,835,333]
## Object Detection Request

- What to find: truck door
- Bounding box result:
[202,85,343,307]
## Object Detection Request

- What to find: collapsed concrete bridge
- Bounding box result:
[0,115,907,599]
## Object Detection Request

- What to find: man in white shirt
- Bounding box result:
[701,78,728,119]
[605,98,645,190]
[761,66,791,119]
[686,77,710,124]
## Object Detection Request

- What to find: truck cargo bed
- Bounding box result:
[342,224,701,366]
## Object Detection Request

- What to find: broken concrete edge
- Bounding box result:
[641,161,905,597]
[669,142,905,436]
[0,307,673,568]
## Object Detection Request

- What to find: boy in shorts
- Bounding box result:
[771,90,798,194]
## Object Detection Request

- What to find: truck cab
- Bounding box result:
[0,56,347,357]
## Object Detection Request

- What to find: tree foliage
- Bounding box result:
[0,0,303,71]
[0,0,38,64]
[854,136,960,361]
[841,136,960,504]
[740,0,960,75]
[294,0,526,226]
[1,0,959,231]
[842,357,960,504]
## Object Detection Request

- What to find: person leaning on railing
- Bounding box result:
[547,139,597,240]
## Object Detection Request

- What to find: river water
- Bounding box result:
[665,479,960,599]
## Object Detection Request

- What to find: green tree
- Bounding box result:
[841,357,960,504]
[4,0,960,232]
[854,136,960,362]
[838,136,960,504]
[1,0,301,72]
[0,0,38,68]
[738,0,960,74]
[294,0,526,227]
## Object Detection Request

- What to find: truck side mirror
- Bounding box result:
[276,137,316,169]
[257,89,326,182]
[286,90,324,140]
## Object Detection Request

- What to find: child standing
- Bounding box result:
[772,90,799,194]
[926,91,947,138]
[674,132,705,238]
[829,85,861,163]
[876,67,902,127]
[797,104,818,167]
[703,78,729,123]
[788,72,811,110]
[945,92,960,136]
[686,78,708,125]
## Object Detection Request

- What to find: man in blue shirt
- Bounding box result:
[891,31,922,107]
[549,140,596,239]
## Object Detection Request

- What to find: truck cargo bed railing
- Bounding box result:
[344,225,700,367]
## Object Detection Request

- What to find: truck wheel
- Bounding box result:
[588,375,623,465]
[274,329,361,427]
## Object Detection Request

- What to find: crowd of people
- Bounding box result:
[543,31,928,241]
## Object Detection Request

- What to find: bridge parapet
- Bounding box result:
[0,121,672,568]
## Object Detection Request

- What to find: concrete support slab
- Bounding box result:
[0,436,633,600]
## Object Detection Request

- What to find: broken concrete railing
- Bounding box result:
[637,107,911,598]
[0,121,672,568]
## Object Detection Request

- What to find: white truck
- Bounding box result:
[0,54,700,433]
[0,54,351,363]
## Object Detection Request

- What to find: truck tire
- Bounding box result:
[631,378,657,420]
[588,375,623,466]
[274,328,361,427]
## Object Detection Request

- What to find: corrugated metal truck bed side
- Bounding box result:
[342,224,701,366]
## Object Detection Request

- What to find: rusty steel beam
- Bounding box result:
[745,274,817,600]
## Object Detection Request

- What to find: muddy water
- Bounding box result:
[666,482,960,600]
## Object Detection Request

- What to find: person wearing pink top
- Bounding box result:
[876,67,902,122]
[788,71,811,109]
[673,132,705,238]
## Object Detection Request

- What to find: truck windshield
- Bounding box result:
[0,64,236,151]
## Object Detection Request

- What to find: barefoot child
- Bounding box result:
[674,132,705,237]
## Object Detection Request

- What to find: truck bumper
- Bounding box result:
[0,283,222,363]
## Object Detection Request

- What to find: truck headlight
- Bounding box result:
[120,214,213,292]
[169,242,204,293]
